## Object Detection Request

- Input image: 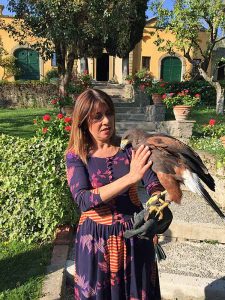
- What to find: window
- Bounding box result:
[142,56,151,70]
[51,53,57,67]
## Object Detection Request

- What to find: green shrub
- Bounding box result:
[44,68,59,81]
[0,134,79,243]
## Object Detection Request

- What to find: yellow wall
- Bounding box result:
[0,15,53,81]
[0,14,210,83]
[133,18,210,81]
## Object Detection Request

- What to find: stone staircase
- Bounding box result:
[93,82,161,135]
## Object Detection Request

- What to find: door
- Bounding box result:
[161,57,182,82]
[96,53,109,81]
[14,48,40,80]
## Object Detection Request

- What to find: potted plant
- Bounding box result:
[145,81,167,105]
[132,69,153,90]
[124,74,133,85]
[163,90,200,120]
[50,94,75,115]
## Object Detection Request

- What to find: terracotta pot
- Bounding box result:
[125,79,132,85]
[173,105,192,121]
[152,93,163,105]
[220,136,225,148]
[62,105,74,115]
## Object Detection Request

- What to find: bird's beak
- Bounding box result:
[120,139,129,150]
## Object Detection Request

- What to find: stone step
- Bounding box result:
[116,112,146,121]
[115,106,145,114]
[115,121,156,132]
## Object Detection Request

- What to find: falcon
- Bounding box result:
[120,128,225,220]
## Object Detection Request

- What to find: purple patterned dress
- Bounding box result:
[66,146,164,300]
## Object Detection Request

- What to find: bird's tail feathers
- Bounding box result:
[183,170,225,220]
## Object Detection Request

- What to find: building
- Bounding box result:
[0,6,210,83]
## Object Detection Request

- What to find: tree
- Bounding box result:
[4,0,147,95]
[150,0,225,114]
[0,38,19,80]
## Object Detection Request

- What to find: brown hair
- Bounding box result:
[65,88,116,164]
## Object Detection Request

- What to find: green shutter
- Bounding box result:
[14,49,40,80]
[161,57,182,82]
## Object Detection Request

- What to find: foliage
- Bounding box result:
[44,68,59,81]
[194,119,225,139]
[0,56,20,80]
[150,0,225,114]
[132,69,154,90]
[0,241,52,299]
[165,80,216,106]
[0,134,79,243]
[124,74,133,81]
[163,90,200,109]
[6,0,148,94]
[190,137,225,164]
[34,113,72,138]
[145,81,167,95]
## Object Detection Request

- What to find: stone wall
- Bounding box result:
[145,104,166,122]
[156,120,196,144]
[196,151,225,209]
[0,83,58,108]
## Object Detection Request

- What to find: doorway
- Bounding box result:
[96,53,109,81]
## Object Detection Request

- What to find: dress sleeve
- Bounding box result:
[124,145,164,196]
[66,152,103,212]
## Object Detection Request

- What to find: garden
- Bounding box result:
[1,72,225,298]
[0,72,93,299]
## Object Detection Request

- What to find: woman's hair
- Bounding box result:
[65,88,116,164]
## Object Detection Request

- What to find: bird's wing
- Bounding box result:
[146,134,215,191]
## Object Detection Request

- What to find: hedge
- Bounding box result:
[0,134,79,243]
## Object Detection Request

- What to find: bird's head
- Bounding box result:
[120,129,146,150]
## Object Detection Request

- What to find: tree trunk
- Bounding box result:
[198,68,224,115]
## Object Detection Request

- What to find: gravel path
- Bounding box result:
[138,187,225,226]
[158,239,225,279]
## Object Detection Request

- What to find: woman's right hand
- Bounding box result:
[128,145,152,185]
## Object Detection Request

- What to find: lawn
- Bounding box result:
[0,108,57,139]
[0,241,52,300]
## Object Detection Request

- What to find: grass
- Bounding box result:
[0,241,53,300]
[0,108,57,139]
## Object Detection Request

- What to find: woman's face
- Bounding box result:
[87,104,115,144]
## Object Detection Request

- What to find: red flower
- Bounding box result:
[42,127,48,134]
[33,119,37,124]
[209,119,216,126]
[65,125,71,132]
[160,83,165,87]
[83,69,88,75]
[43,114,51,122]
[195,94,200,98]
[169,92,174,97]
[57,113,64,119]
[162,94,167,99]
[184,89,189,93]
[51,99,58,105]
[139,84,145,91]
[64,116,72,123]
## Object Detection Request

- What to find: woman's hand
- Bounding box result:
[128,145,152,185]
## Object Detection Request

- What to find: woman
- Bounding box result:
[65,88,165,299]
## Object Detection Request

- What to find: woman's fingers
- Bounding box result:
[135,145,150,160]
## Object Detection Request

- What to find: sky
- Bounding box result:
[1,0,174,17]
